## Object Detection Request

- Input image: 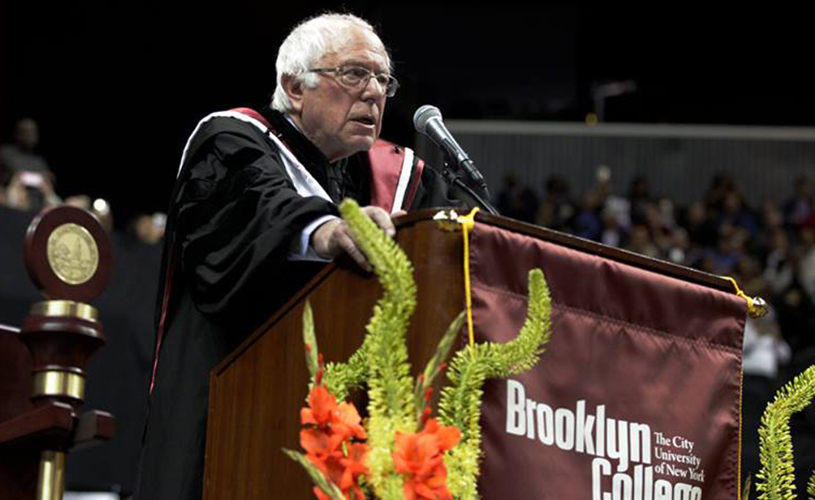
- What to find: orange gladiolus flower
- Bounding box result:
[301,385,337,427]
[301,385,370,500]
[301,386,366,440]
[392,419,461,500]
[307,438,369,500]
[333,401,367,440]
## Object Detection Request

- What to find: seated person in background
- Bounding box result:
[131,213,166,245]
[1,171,59,211]
[0,118,60,211]
[137,12,470,500]
[64,195,114,233]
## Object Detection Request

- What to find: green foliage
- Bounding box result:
[756,365,815,500]
[415,312,465,420]
[321,199,416,402]
[744,475,752,500]
[808,472,815,500]
[438,269,550,435]
[437,268,552,500]
[339,200,418,497]
[302,302,319,383]
[322,338,372,401]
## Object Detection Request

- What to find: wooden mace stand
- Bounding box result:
[0,205,114,500]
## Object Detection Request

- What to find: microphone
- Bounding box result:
[413,105,487,190]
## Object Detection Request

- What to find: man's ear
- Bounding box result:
[282,74,305,114]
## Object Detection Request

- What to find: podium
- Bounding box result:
[203,210,744,500]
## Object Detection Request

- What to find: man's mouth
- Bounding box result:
[351,116,376,126]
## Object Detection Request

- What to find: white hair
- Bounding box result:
[271,13,390,112]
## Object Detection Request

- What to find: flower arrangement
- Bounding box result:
[283,199,553,500]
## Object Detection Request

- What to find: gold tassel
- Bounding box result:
[723,276,769,318]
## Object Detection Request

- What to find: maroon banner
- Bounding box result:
[471,224,745,500]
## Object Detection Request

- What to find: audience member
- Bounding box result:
[535,174,575,231]
[131,213,167,245]
[65,195,114,233]
[798,227,815,304]
[783,176,814,229]
[2,171,60,210]
[0,118,60,211]
[628,175,651,225]
[496,172,538,223]
[0,118,53,183]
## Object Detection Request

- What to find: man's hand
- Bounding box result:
[312,206,401,272]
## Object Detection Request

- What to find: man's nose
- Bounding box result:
[360,76,387,99]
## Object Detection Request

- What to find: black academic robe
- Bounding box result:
[135,107,461,500]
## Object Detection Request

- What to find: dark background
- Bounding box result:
[2,3,814,226]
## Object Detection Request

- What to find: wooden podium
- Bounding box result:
[203,210,736,500]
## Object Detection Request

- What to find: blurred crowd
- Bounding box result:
[0,118,166,245]
[498,167,815,373]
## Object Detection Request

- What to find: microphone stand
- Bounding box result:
[441,162,500,216]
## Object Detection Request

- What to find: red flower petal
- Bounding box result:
[307,386,338,427]
[392,420,460,500]
[335,402,366,439]
[301,429,332,456]
[302,408,317,426]
[313,486,338,500]
[434,425,461,452]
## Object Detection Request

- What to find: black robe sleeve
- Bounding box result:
[172,118,337,329]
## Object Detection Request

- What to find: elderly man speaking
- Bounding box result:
[136,12,469,500]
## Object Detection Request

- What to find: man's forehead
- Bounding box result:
[333,50,389,68]
[321,28,389,69]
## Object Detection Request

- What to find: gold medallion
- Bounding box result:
[47,223,99,285]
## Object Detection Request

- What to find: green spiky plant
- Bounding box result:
[285,199,552,500]
[754,365,815,500]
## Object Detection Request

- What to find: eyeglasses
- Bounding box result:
[308,65,400,98]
